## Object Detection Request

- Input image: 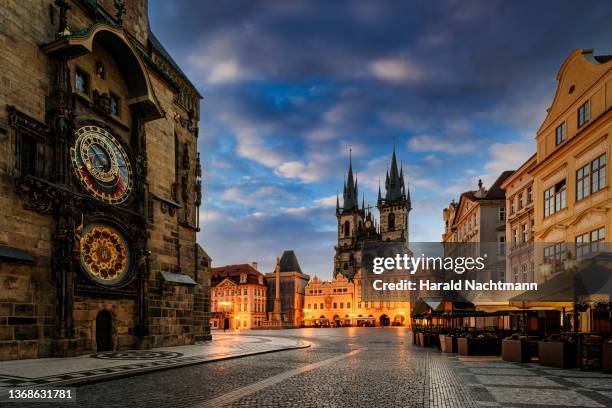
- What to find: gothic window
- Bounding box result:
[10,108,48,179]
[344,220,350,237]
[388,213,395,231]
[15,132,38,177]
[343,262,348,270]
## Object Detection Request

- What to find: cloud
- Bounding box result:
[408,134,476,154]
[207,60,246,84]
[314,195,338,207]
[369,58,425,83]
[275,161,323,183]
[483,141,534,182]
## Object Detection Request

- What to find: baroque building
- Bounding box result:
[531,49,611,267]
[0,0,210,360]
[210,264,267,330]
[333,147,411,280]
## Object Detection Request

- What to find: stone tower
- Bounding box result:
[333,154,378,279]
[377,146,412,242]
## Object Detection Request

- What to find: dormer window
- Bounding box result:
[578,101,590,128]
[240,273,246,283]
[555,122,566,145]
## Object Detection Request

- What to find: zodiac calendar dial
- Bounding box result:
[71,125,133,204]
[80,224,131,285]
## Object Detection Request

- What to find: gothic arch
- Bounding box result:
[42,23,163,121]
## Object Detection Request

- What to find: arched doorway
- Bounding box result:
[380,314,390,327]
[96,310,112,351]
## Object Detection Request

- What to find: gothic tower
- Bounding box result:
[377,146,412,242]
[334,154,366,279]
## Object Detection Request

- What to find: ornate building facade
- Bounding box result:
[532,49,611,267]
[304,274,410,327]
[0,0,210,360]
[333,147,411,280]
[210,264,267,330]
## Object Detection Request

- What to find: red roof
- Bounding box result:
[211,264,266,286]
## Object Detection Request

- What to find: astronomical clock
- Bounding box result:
[66,123,138,291]
[6,0,209,358]
[71,125,133,205]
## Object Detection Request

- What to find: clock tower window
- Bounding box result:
[344,220,350,237]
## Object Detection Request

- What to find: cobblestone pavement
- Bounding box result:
[0,333,307,392]
[12,328,612,407]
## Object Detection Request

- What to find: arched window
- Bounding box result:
[388,213,395,231]
[344,220,350,237]
[343,262,348,270]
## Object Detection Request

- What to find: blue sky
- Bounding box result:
[149,0,612,279]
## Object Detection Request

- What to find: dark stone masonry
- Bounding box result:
[0,0,211,360]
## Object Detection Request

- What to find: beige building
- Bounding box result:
[304,272,410,327]
[531,49,611,272]
[444,175,512,284]
[211,264,267,330]
[501,154,537,283]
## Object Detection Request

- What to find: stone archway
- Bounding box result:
[380,314,390,327]
[96,309,113,351]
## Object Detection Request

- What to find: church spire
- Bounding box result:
[386,143,403,202]
[342,148,358,211]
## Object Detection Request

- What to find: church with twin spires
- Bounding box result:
[334,147,412,280]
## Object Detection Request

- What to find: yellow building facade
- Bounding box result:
[303,273,410,327]
[531,49,611,267]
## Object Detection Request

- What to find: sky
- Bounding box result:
[148,0,612,279]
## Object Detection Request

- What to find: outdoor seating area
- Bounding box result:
[411,296,612,373]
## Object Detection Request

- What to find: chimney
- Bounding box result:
[251,262,258,271]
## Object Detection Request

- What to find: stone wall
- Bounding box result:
[0,0,210,360]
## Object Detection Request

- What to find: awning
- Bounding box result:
[412,296,444,316]
[510,253,612,305]
[0,245,34,262]
[160,271,197,285]
[355,316,375,320]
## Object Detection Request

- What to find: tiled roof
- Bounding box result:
[484,170,514,199]
[211,264,266,286]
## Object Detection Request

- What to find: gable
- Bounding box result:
[453,194,476,228]
[538,49,611,135]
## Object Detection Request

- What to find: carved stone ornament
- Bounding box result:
[7,105,49,141]
[14,176,70,215]
[93,90,111,114]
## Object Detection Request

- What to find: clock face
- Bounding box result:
[80,224,131,285]
[71,125,133,204]
[365,220,372,228]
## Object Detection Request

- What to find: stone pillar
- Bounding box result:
[273,257,281,322]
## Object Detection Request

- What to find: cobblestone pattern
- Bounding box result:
[12,329,612,408]
[448,355,612,408]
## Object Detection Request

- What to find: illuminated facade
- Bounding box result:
[303,273,410,327]
[211,264,267,330]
